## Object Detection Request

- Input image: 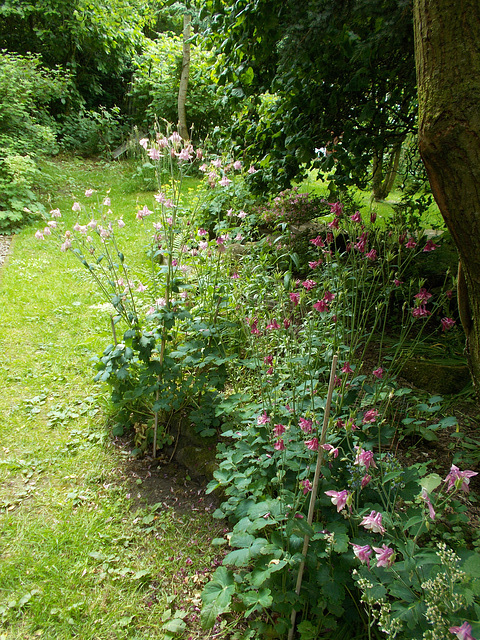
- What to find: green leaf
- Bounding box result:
[201,567,235,629]
[420,473,442,493]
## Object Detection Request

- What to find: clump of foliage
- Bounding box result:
[0,51,70,233]
[254,187,328,227]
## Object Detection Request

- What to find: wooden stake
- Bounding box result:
[288,354,338,640]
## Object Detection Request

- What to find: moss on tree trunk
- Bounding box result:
[414,0,480,394]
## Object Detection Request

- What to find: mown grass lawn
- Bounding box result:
[0,158,229,640]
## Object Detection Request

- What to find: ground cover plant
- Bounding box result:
[4,134,479,639]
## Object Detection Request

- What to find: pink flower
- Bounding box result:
[50,208,61,218]
[117,219,125,228]
[283,318,291,329]
[412,305,431,318]
[370,211,377,224]
[257,411,271,425]
[446,289,453,299]
[351,543,372,567]
[323,291,335,303]
[43,226,51,236]
[308,260,322,269]
[354,447,377,470]
[313,299,328,312]
[321,444,339,458]
[299,417,313,433]
[148,147,160,160]
[302,279,316,290]
[35,230,44,240]
[177,147,192,161]
[423,239,437,252]
[394,278,403,287]
[405,237,417,248]
[219,176,232,187]
[305,437,319,451]
[415,288,432,303]
[372,367,383,379]
[85,189,94,197]
[366,249,377,261]
[247,165,257,174]
[421,489,436,520]
[72,202,81,212]
[328,217,339,229]
[233,160,242,170]
[441,317,456,331]
[266,319,281,330]
[300,479,312,494]
[274,438,285,451]
[329,202,343,217]
[136,205,152,220]
[341,362,353,374]
[289,292,300,306]
[310,236,325,248]
[139,138,149,149]
[237,210,247,219]
[137,283,146,292]
[372,544,395,568]
[361,474,372,488]
[197,228,208,236]
[273,424,286,437]
[360,510,385,534]
[350,211,362,223]
[103,197,111,207]
[449,622,476,640]
[362,409,379,424]
[325,489,349,512]
[444,465,478,493]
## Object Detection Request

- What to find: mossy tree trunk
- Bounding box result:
[413,0,480,394]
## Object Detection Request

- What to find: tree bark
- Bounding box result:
[177,13,191,142]
[413,0,480,394]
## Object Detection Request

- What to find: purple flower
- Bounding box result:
[325,489,349,512]
[351,543,372,567]
[360,510,385,534]
[423,239,437,252]
[449,622,476,640]
[350,211,362,223]
[444,465,478,493]
[372,367,384,379]
[372,544,395,568]
[299,417,313,433]
[313,299,328,312]
[300,479,312,494]
[366,248,377,261]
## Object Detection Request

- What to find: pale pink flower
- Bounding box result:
[212,159,222,168]
[354,447,377,470]
[257,411,271,425]
[103,197,111,207]
[177,147,192,161]
[219,176,232,187]
[43,227,51,236]
[72,202,81,212]
[87,219,97,229]
[305,437,319,451]
[372,544,395,568]
[449,622,476,640]
[35,230,44,240]
[237,210,247,219]
[60,239,72,252]
[157,136,169,148]
[247,165,257,174]
[197,228,208,236]
[50,208,61,218]
[421,489,436,520]
[321,444,339,458]
[148,147,160,160]
[117,219,125,228]
[360,510,385,534]
[154,192,166,204]
[85,189,94,197]
[233,160,242,170]
[351,543,372,567]
[137,283,146,292]
[198,241,208,250]
[47,221,57,228]
[444,465,478,493]
[136,205,153,220]
[139,138,149,149]
[156,297,166,308]
[325,489,349,512]
[169,132,182,145]
[199,163,208,172]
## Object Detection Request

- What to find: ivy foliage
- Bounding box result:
[201,0,417,192]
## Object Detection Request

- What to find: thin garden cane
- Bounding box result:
[288,353,338,640]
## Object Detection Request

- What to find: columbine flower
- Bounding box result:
[117,219,125,228]
[274,438,285,451]
[366,249,377,261]
[350,211,362,223]
[361,474,372,488]
[313,299,328,312]
[289,292,300,306]
[323,291,335,303]
[43,227,51,236]
[300,479,312,494]
[372,544,395,568]
[103,197,111,207]
[35,230,44,240]
[405,237,417,248]
[325,489,349,512]
[219,176,232,187]
[305,437,319,451]
[363,409,379,424]
[177,147,192,161]
[421,489,436,520]
[299,417,313,433]
[199,163,208,172]
[85,189,94,197]
[137,283,146,292]
[423,239,437,252]
[341,362,353,374]
[237,210,247,219]
[310,236,325,248]
[412,304,431,318]
[360,510,385,534]
[273,424,286,437]
[257,411,271,425]
[139,138,149,149]
[50,208,61,218]
[136,205,152,220]
[351,543,372,567]
[321,444,339,458]
[354,447,377,470]
[415,287,432,303]
[72,202,81,212]
[449,622,476,640]
[444,465,478,493]
[233,160,242,170]
[302,279,316,290]
[441,317,456,331]
[247,165,257,174]
[372,367,383,379]
[148,147,160,160]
